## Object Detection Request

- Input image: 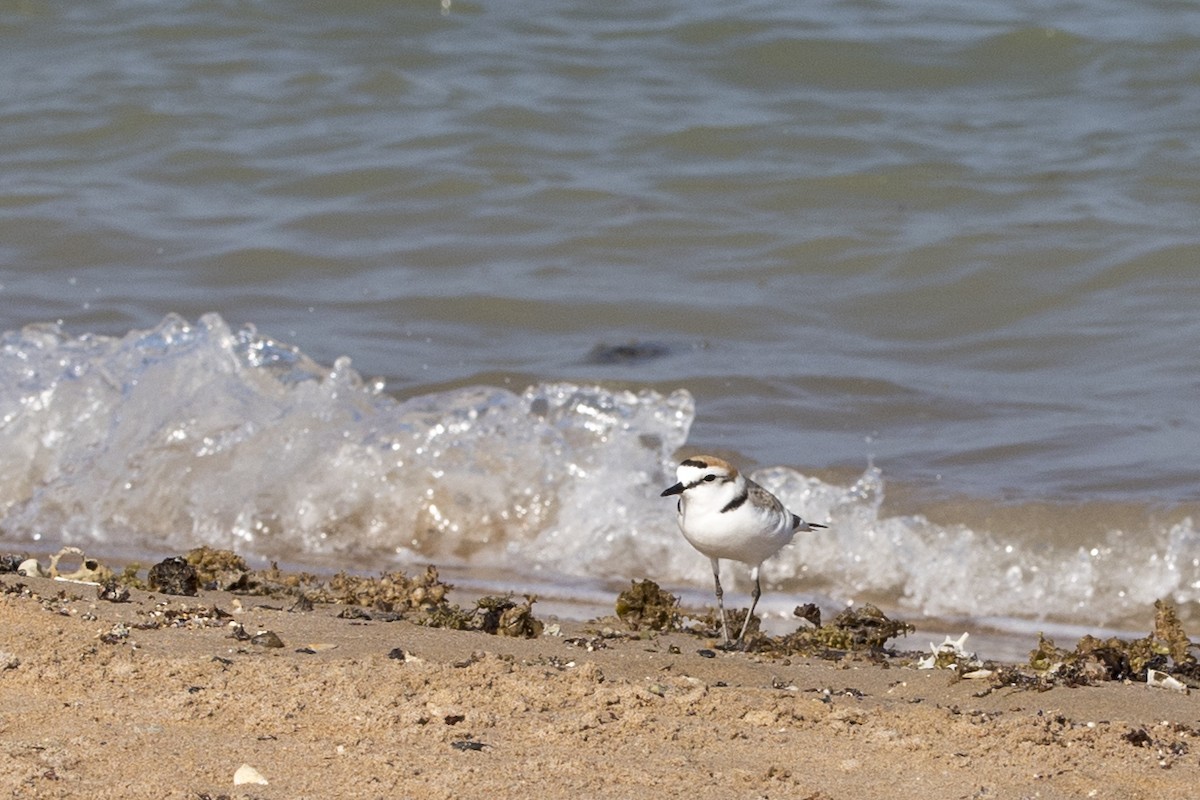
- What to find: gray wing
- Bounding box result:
[746,478,827,532]
[745,479,787,515]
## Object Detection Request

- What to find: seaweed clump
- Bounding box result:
[0,553,26,573]
[147,556,199,597]
[472,594,544,638]
[111,547,250,594]
[788,603,913,652]
[7,545,548,639]
[302,568,545,640]
[185,546,252,591]
[108,548,450,611]
[751,603,913,656]
[615,579,682,632]
[300,565,449,612]
[416,594,544,639]
[675,600,912,655]
[1154,599,1197,674]
[1024,599,1199,687]
[200,556,546,639]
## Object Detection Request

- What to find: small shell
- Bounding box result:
[1147,669,1189,694]
[17,558,44,578]
[916,632,981,671]
[233,764,269,786]
[48,546,114,584]
[961,669,995,680]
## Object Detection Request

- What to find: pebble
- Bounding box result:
[250,630,285,648]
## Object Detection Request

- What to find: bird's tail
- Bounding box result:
[793,514,828,532]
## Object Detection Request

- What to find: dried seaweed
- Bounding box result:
[1018,599,1198,688]
[615,579,682,632]
[147,556,199,596]
[752,603,914,656]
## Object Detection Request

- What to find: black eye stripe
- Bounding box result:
[684,473,727,490]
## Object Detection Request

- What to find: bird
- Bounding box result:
[661,455,827,649]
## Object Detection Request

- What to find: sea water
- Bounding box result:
[3,0,1199,658]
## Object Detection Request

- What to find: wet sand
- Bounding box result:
[2,573,1199,800]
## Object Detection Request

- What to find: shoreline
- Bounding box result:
[3,561,1200,799]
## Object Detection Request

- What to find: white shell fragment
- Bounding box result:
[17,558,44,578]
[47,546,111,584]
[916,632,985,673]
[233,764,269,786]
[1147,669,1189,694]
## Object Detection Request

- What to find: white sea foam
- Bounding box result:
[0,314,692,565]
[1,314,1196,632]
[749,466,1200,628]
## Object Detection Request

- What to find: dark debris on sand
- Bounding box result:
[1012,598,1200,689]
[607,579,1200,692]
[747,603,915,659]
[607,579,916,659]
[147,556,199,596]
[3,547,545,640]
[615,579,682,632]
[416,593,544,638]
[673,602,913,658]
[9,545,1200,681]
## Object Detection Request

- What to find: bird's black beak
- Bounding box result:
[661,482,684,497]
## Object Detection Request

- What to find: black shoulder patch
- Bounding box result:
[720,489,748,514]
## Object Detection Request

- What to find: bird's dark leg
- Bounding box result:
[735,565,762,649]
[710,557,729,644]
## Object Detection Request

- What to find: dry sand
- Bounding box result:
[2,572,1199,800]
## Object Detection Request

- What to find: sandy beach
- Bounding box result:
[3,557,1200,800]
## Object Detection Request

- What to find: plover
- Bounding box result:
[662,455,827,649]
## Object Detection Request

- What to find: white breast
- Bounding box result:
[677,499,795,566]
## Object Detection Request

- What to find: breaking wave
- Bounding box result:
[1,314,1195,631]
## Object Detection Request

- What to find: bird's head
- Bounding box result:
[661,455,742,503]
